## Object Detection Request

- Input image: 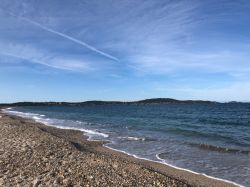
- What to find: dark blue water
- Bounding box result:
[3,103,250,186]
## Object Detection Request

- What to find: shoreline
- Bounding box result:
[0,111,240,187]
[105,145,242,187]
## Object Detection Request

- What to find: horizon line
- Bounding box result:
[1,98,250,105]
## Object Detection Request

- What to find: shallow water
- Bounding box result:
[3,103,250,186]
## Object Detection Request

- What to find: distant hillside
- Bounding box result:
[136,98,215,104]
[0,98,218,107]
[0,101,122,107]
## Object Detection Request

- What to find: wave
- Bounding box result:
[1,107,244,187]
[103,146,243,187]
[118,136,157,142]
[157,152,170,159]
[2,108,109,139]
[155,153,243,187]
[189,143,250,155]
[127,136,146,141]
[2,108,41,117]
[165,127,246,147]
[50,125,109,139]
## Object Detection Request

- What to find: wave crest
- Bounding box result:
[2,108,109,139]
[120,136,157,142]
[190,143,250,155]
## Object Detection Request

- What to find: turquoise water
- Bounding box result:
[4,103,250,186]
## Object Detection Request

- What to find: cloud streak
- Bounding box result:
[1,0,250,101]
[0,43,93,72]
[0,51,88,72]
[8,11,119,62]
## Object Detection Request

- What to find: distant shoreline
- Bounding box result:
[0,98,223,107]
[0,111,240,187]
[1,98,249,107]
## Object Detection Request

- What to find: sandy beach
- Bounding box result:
[0,112,238,187]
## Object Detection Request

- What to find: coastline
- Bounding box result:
[0,111,240,187]
[104,146,242,187]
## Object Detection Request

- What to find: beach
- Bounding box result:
[0,112,239,187]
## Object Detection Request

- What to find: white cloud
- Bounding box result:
[0,43,93,72]
[128,48,250,77]
[1,0,250,87]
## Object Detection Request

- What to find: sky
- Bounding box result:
[0,0,250,103]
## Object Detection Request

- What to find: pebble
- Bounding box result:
[33,178,41,187]
[0,114,219,187]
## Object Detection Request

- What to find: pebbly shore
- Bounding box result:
[0,112,237,187]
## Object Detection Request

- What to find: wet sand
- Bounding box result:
[0,112,238,187]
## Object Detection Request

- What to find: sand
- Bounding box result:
[0,112,238,187]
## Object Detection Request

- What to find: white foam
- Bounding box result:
[127,136,145,141]
[104,145,243,187]
[2,108,42,119]
[0,115,2,118]
[52,125,109,139]
[2,108,109,140]
[32,116,42,120]
[155,154,244,187]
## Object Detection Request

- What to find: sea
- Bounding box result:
[2,103,250,186]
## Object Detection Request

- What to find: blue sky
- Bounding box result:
[0,0,250,102]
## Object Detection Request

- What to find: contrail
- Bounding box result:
[7,11,119,62]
